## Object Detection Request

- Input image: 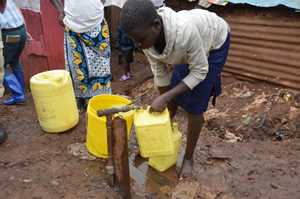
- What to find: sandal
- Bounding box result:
[119,73,131,81]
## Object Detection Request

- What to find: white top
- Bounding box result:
[143,7,229,89]
[0,0,24,29]
[63,0,104,33]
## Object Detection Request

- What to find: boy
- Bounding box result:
[120,0,230,177]
[117,25,135,81]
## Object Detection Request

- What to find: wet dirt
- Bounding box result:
[1,51,300,199]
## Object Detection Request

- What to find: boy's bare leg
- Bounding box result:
[180,113,204,178]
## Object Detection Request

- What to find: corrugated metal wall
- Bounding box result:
[223,14,300,89]
[214,5,300,90]
[165,2,300,90]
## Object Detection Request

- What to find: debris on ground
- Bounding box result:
[232,86,255,99]
[294,93,300,107]
[51,180,60,186]
[197,184,233,199]
[279,89,294,103]
[242,92,268,111]
[67,143,96,161]
[207,146,232,163]
[205,108,229,121]
[21,178,33,183]
[224,129,242,143]
[172,181,199,199]
[274,130,286,141]
[241,114,253,126]
[288,106,300,120]
[1,58,300,199]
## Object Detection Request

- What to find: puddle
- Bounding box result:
[129,153,179,198]
[110,130,184,198]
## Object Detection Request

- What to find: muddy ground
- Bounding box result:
[0,52,300,199]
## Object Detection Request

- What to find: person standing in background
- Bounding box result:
[0,26,4,97]
[0,18,7,144]
[50,0,112,110]
[0,0,27,105]
[117,25,135,81]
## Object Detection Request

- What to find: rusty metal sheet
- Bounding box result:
[109,3,300,90]
[222,14,300,90]
[21,1,65,86]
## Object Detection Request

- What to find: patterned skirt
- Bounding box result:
[64,20,112,99]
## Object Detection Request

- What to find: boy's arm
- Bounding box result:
[151,82,189,112]
[182,26,209,90]
[144,53,177,112]
[145,55,189,112]
[150,26,208,112]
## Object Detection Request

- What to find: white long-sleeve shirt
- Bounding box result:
[143,7,229,89]
[0,0,24,29]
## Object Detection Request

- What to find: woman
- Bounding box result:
[51,0,112,109]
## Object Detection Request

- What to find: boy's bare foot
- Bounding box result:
[180,159,193,178]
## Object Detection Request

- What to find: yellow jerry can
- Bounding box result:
[30,70,79,133]
[86,94,134,158]
[134,107,174,158]
[148,123,182,172]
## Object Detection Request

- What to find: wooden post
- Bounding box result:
[98,106,133,198]
[112,117,131,199]
[106,115,115,186]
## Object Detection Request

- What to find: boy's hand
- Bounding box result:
[151,82,190,113]
[150,95,168,113]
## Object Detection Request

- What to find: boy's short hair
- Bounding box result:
[120,0,158,34]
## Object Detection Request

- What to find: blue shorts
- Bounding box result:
[170,33,230,114]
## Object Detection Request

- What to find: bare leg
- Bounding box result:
[124,62,131,75]
[180,113,204,178]
[157,86,178,118]
[120,62,131,81]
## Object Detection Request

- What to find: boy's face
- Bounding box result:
[128,19,161,49]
